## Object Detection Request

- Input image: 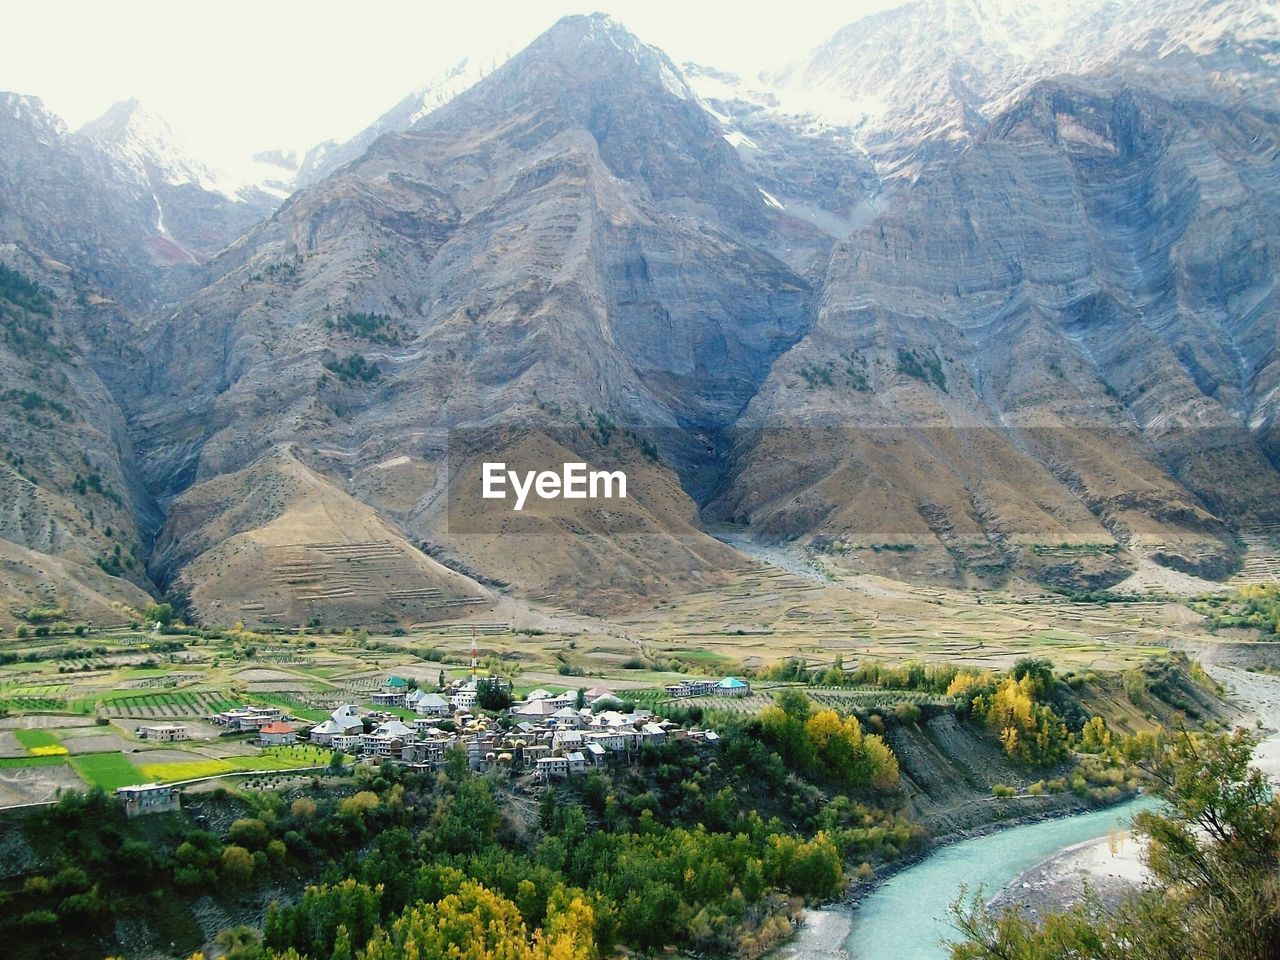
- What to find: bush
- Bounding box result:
[893,703,921,724]
[220,845,255,883]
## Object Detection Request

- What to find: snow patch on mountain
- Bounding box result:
[77,99,275,202]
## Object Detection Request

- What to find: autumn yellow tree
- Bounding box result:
[356,881,595,960]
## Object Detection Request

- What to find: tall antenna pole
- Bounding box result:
[471,624,478,679]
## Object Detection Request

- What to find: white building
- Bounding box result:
[535,756,569,780]
[412,692,451,717]
[310,704,364,746]
[549,707,585,728]
[451,679,479,711]
[258,721,297,746]
[212,705,283,731]
[552,729,584,752]
[361,719,416,757]
[137,724,189,742]
[117,783,181,817]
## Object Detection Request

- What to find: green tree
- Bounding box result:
[220,845,255,884]
[144,602,173,626]
[477,676,512,711]
[951,729,1280,960]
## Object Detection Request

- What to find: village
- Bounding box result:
[202,671,740,782]
[104,664,749,814]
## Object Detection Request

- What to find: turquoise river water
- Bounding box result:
[847,798,1153,960]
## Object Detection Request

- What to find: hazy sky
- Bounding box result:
[1,0,903,169]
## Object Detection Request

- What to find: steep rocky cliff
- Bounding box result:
[711,74,1280,586]
[2,5,1280,626]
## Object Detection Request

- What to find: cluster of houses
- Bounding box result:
[195,673,740,784]
[665,677,751,698]
[370,675,483,713]
[306,678,719,780]
[208,704,299,746]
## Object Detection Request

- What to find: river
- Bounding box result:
[773,655,1280,960]
[769,800,1150,960]
[842,798,1151,960]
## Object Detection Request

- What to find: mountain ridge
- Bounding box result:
[2,6,1279,627]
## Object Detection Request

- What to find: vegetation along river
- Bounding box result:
[779,797,1154,960]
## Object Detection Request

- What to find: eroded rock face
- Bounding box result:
[712,75,1280,586]
[0,248,158,623]
[132,14,812,622]
[4,7,1280,623]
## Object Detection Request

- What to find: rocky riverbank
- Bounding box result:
[986,649,1280,921]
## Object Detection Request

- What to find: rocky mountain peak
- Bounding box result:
[76,98,241,199]
[512,12,693,100]
[1,91,68,143]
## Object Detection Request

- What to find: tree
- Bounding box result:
[220,845,255,884]
[144,602,173,627]
[357,880,594,960]
[951,728,1280,960]
[229,817,270,851]
[477,676,512,711]
[264,878,382,958]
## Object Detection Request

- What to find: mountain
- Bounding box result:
[0,94,284,303]
[0,251,157,625]
[296,54,509,187]
[131,13,810,625]
[3,5,1280,628]
[711,64,1280,587]
[770,0,1280,177]
[75,99,280,263]
[0,93,169,303]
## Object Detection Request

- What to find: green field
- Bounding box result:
[142,745,342,781]
[69,752,145,789]
[0,696,67,712]
[225,745,341,771]
[14,728,60,750]
[0,755,67,769]
[97,690,239,717]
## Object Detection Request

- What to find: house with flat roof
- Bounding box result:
[137,724,189,742]
[212,705,284,731]
[665,679,716,698]
[372,676,411,707]
[535,755,569,780]
[117,783,180,817]
[450,679,479,711]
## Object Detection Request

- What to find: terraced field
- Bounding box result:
[69,752,146,790]
[98,690,241,718]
